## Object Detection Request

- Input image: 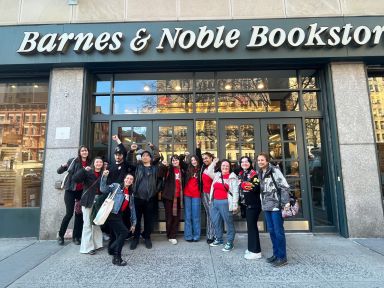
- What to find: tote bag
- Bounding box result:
[93,187,118,226]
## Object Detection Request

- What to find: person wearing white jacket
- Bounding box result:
[209,159,239,252]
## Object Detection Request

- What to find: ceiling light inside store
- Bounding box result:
[257,82,264,89]
[143,84,151,92]
[11,85,16,88]
[224,83,232,90]
[174,85,181,91]
[33,84,39,88]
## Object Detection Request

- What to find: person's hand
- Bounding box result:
[148,142,154,148]
[130,226,136,233]
[284,203,291,209]
[197,142,201,148]
[232,206,240,215]
[212,158,220,165]
[103,170,109,177]
[130,143,138,151]
[162,160,168,166]
[184,151,190,156]
[84,166,92,171]
[62,163,68,167]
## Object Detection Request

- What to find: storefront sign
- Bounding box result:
[16,23,384,55]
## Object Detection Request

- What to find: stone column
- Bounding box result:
[331,62,384,237]
[39,68,85,240]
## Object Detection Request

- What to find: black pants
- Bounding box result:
[58,190,83,239]
[164,198,181,239]
[246,207,262,253]
[108,213,129,256]
[134,197,155,239]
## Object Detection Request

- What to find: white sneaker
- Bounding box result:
[244,252,262,260]
[244,249,250,254]
[102,233,110,241]
[169,239,178,245]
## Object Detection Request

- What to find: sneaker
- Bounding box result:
[244,252,262,260]
[102,233,110,241]
[88,250,96,255]
[266,255,277,263]
[209,240,224,247]
[222,242,234,252]
[112,256,127,266]
[72,238,81,245]
[206,238,214,244]
[168,239,178,245]
[57,236,64,246]
[272,258,288,267]
[144,238,152,249]
[130,238,139,250]
[185,239,194,243]
[244,249,250,254]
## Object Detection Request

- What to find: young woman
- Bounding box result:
[100,171,137,266]
[238,156,262,260]
[209,159,239,252]
[257,152,291,267]
[161,155,186,245]
[196,146,216,244]
[73,157,104,255]
[56,145,91,245]
[183,154,201,242]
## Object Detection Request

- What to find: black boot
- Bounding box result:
[112,255,127,266]
[57,236,64,246]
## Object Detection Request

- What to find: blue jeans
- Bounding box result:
[184,196,201,241]
[264,210,286,260]
[210,199,235,244]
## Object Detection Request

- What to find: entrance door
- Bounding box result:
[111,120,194,232]
[260,118,309,231]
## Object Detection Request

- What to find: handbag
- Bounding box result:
[93,187,119,226]
[56,158,77,190]
[270,170,300,218]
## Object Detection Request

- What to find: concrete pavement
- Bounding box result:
[1,234,384,288]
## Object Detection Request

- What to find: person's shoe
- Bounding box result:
[102,233,110,241]
[108,248,114,255]
[185,239,193,243]
[272,258,288,267]
[168,239,178,245]
[209,239,224,247]
[130,238,139,250]
[112,255,127,266]
[193,239,200,242]
[222,242,234,252]
[244,252,262,260]
[206,238,214,244]
[125,232,133,240]
[72,238,81,245]
[88,250,96,255]
[144,238,152,249]
[266,255,277,263]
[244,249,250,254]
[57,236,64,246]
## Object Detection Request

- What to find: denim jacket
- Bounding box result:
[100,176,137,226]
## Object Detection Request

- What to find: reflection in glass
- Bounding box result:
[303,92,319,111]
[195,79,215,92]
[283,142,298,159]
[174,126,188,142]
[159,126,173,144]
[283,124,296,141]
[0,81,48,208]
[114,77,193,93]
[95,74,111,93]
[301,70,318,89]
[225,125,239,142]
[92,123,109,159]
[196,120,217,156]
[218,92,299,112]
[95,96,110,114]
[195,94,215,113]
[267,124,281,142]
[305,119,333,226]
[268,142,282,160]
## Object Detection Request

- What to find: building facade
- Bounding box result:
[0,0,383,239]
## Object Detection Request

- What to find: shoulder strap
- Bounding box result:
[82,173,101,197]
[220,174,233,197]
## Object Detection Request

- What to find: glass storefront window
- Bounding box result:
[92,122,109,159]
[196,120,217,156]
[0,81,48,208]
[94,96,110,114]
[301,70,318,89]
[369,76,384,200]
[303,92,320,111]
[195,94,215,113]
[95,74,111,93]
[305,118,333,226]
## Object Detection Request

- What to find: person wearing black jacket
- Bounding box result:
[73,157,104,255]
[238,156,262,260]
[56,145,91,246]
[128,143,160,250]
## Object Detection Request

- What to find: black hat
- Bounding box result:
[141,150,153,158]
[114,146,123,155]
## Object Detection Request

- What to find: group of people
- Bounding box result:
[57,136,292,267]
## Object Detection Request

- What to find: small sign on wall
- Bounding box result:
[55,127,70,140]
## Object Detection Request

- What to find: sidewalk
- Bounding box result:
[1,234,384,288]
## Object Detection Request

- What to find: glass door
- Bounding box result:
[260,118,310,231]
[219,119,262,231]
[111,121,153,162]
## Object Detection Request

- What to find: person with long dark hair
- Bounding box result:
[57,145,91,245]
[209,159,239,252]
[100,171,137,266]
[161,155,186,245]
[73,157,104,255]
[257,152,290,267]
[183,154,202,242]
[238,156,262,260]
[196,144,216,244]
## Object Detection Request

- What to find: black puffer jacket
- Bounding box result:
[72,168,102,208]
[57,157,91,191]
